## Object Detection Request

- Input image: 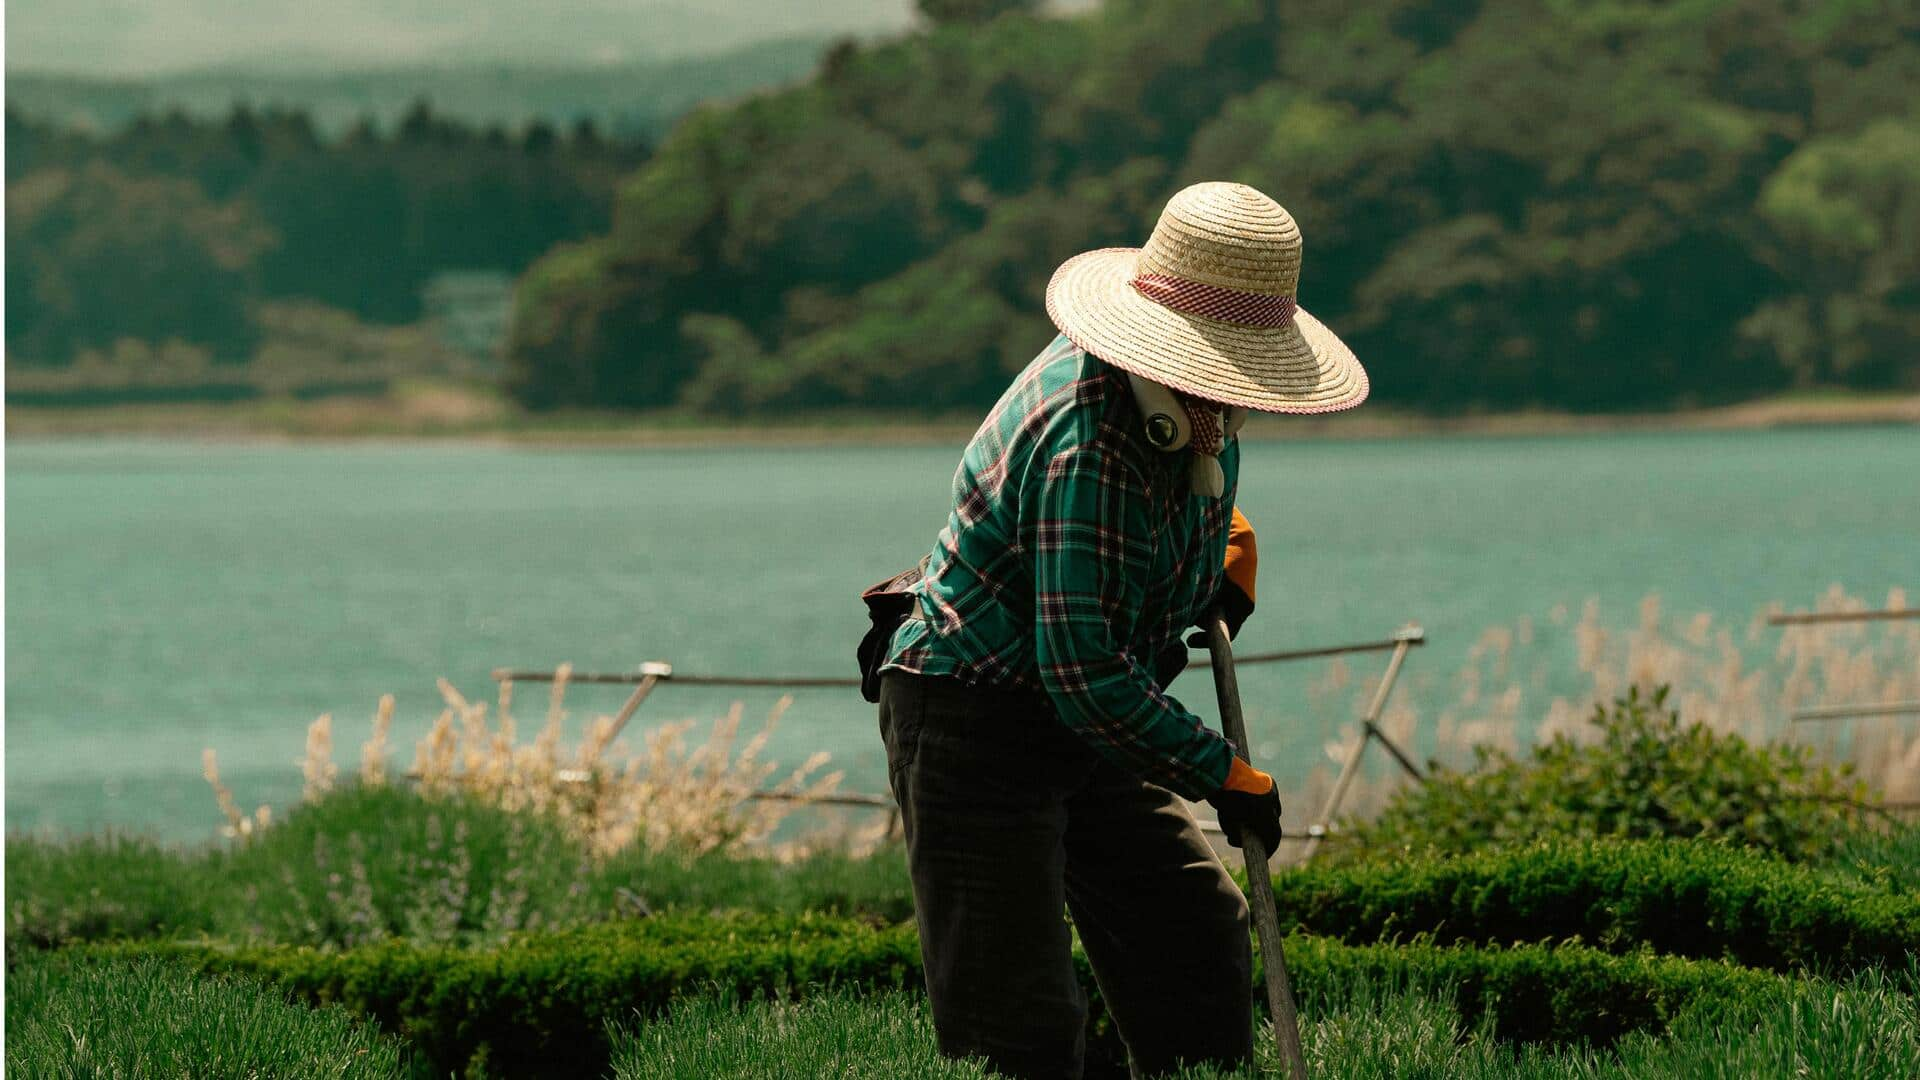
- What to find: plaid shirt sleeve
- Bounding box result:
[1026,438,1235,800]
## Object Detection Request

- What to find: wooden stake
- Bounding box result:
[1301,629,1417,862]
[603,671,663,743]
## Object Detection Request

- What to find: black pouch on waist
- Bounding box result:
[857,563,924,704]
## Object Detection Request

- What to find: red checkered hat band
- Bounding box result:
[1128,273,1297,328]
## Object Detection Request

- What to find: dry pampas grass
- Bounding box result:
[211,587,1914,864]
[209,665,861,858]
[333,666,847,857]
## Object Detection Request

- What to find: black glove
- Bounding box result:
[1205,783,1282,852]
[1152,640,1190,688]
[1184,579,1255,650]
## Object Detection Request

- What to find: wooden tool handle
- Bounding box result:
[1205,610,1310,1080]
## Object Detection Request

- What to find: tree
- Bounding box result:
[6,163,275,362]
[1747,119,1920,389]
[916,0,1036,25]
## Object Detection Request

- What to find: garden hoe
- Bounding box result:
[1203,608,1310,1080]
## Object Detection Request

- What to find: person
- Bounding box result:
[861,181,1369,1079]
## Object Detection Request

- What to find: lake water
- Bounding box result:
[7,427,1917,842]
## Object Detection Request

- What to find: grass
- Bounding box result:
[5,951,404,1078]
[608,991,992,1080]
[608,966,1920,1080]
[1573,964,1920,1080]
[1826,820,1920,894]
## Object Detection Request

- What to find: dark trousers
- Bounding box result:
[877,670,1254,1080]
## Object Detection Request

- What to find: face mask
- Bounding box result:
[1125,372,1244,497]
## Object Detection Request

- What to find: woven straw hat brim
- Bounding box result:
[1046,247,1368,415]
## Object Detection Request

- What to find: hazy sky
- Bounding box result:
[5,0,926,75]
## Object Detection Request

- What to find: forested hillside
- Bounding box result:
[507,0,1920,414]
[6,103,643,364]
[6,37,831,143]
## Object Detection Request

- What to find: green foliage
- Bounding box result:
[917,0,1038,26]
[1269,838,1920,974]
[1746,117,1920,389]
[212,784,600,947]
[5,951,404,1078]
[6,785,913,950]
[618,969,1920,1080]
[8,38,829,147]
[16,793,1911,1077]
[592,842,915,923]
[1282,937,1783,1047]
[1823,822,1920,896]
[20,789,1906,968]
[97,913,923,1078]
[6,833,223,948]
[6,162,273,361]
[5,100,640,362]
[505,0,1920,413]
[93,918,1803,1077]
[1296,964,1920,1080]
[1348,687,1872,861]
[609,990,992,1079]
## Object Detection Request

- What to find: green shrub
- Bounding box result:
[5,951,404,1078]
[1268,838,1920,974]
[1348,686,1872,862]
[6,833,220,948]
[10,786,612,950]
[7,789,914,951]
[214,783,601,947]
[587,843,914,923]
[95,913,1797,1077]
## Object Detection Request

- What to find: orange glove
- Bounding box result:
[1223,756,1274,794]
[1219,506,1257,637]
[1224,506,1257,610]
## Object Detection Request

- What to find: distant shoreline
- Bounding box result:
[8,388,1918,447]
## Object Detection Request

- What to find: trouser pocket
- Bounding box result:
[876,671,924,801]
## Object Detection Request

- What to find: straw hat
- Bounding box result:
[1045,181,1368,414]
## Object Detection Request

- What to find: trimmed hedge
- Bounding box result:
[1269,838,1920,975]
[96,913,922,1078]
[97,913,1791,1078]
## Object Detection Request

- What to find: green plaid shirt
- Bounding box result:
[883,334,1238,799]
